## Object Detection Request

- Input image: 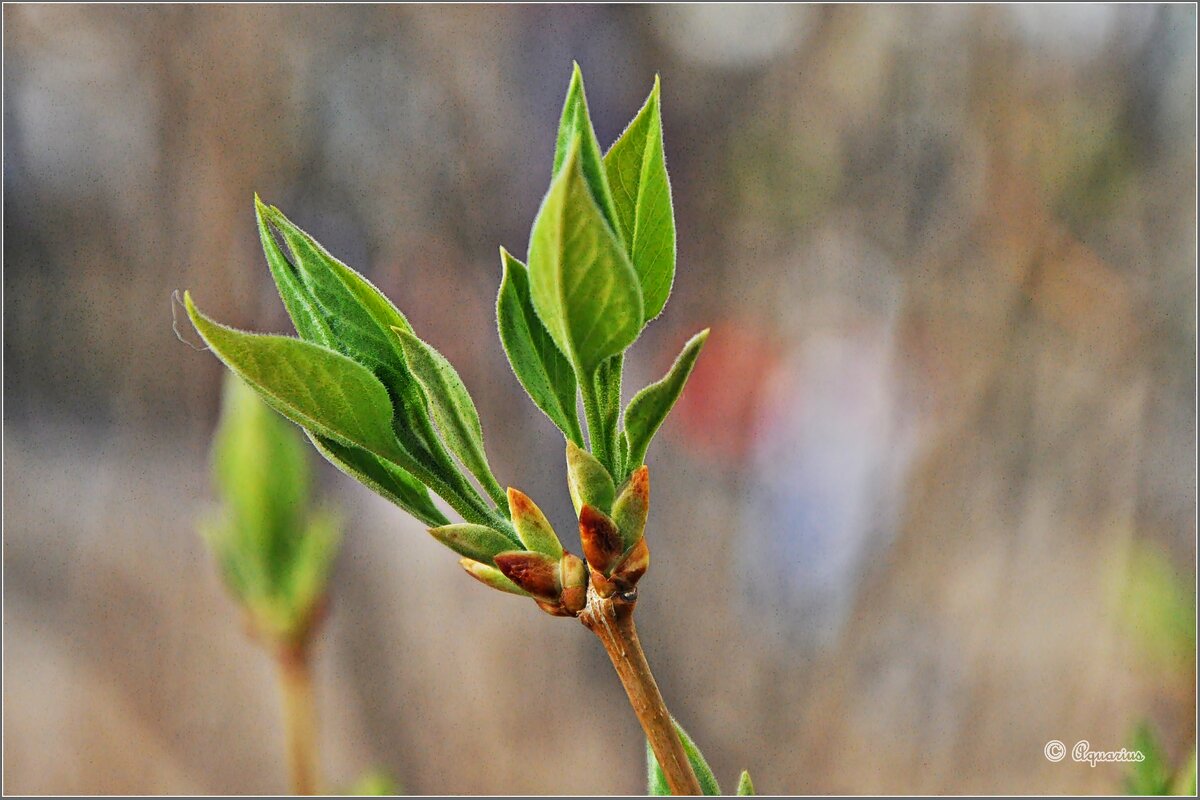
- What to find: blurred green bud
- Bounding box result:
[202,374,341,648]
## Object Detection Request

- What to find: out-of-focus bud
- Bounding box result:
[566,441,615,516]
[559,552,589,614]
[507,488,564,559]
[579,504,624,575]
[611,537,649,589]
[460,558,532,597]
[611,465,649,549]
[494,550,562,601]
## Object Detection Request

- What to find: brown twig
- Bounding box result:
[277,644,320,795]
[580,584,703,796]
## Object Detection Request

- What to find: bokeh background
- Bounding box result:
[4,4,1196,794]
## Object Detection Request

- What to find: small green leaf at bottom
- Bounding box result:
[623,329,708,474]
[646,718,722,796]
[736,770,756,796]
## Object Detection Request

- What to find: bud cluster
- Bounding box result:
[446,442,651,617]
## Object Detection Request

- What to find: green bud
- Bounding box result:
[611,464,649,550]
[460,558,531,597]
[429,523,517,563]
[566,440,615,516]
[507,487,564,559]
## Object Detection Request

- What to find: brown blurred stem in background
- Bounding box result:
[581,587,703,796]
[277,643,320,796]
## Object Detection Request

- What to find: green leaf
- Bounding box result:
[553,62,621,239]
[623,329,709,473]
[185,293,413,469]
[736,770,755,796]
[393,327,506,508]
[253,202,508,526]
[255,195,336,348]
[528,140,644,377]
[645,719,722,796]
[497,248,582,444]
[595,353,624,475]
[256,202,452,475]
[428,523,519,563]
[307,433,448,527]
[604,75,675,321]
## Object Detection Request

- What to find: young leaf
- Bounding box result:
[308,433,448,527]
[566,440,616,516]
[507,488,564,559]
[736,770,756,796]
[255,196,336,348]
[256,202,456,483]
[393,327,507,508]
[553,62,621,238]
[460,558,532,597]
[603,75,675,321]
[595,354,624,474]
[623,329,709,474]
[496,248,582,444]
[185,293,413,470]
[429,523,519,563]
[645,719,722,796]
[528,140,644,377]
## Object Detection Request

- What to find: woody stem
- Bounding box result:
[580,585,702,796]
[277,645,320,795]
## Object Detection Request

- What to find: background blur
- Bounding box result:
[3,4,1196,794]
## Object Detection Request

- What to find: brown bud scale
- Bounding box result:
[579,504,624,575]
[493,551,561,601]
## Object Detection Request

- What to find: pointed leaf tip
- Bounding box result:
[622,328,709,470]
[736,770,755,796]
[507,487,564,559]
[428,523,516,563]
[612,465,649,549]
